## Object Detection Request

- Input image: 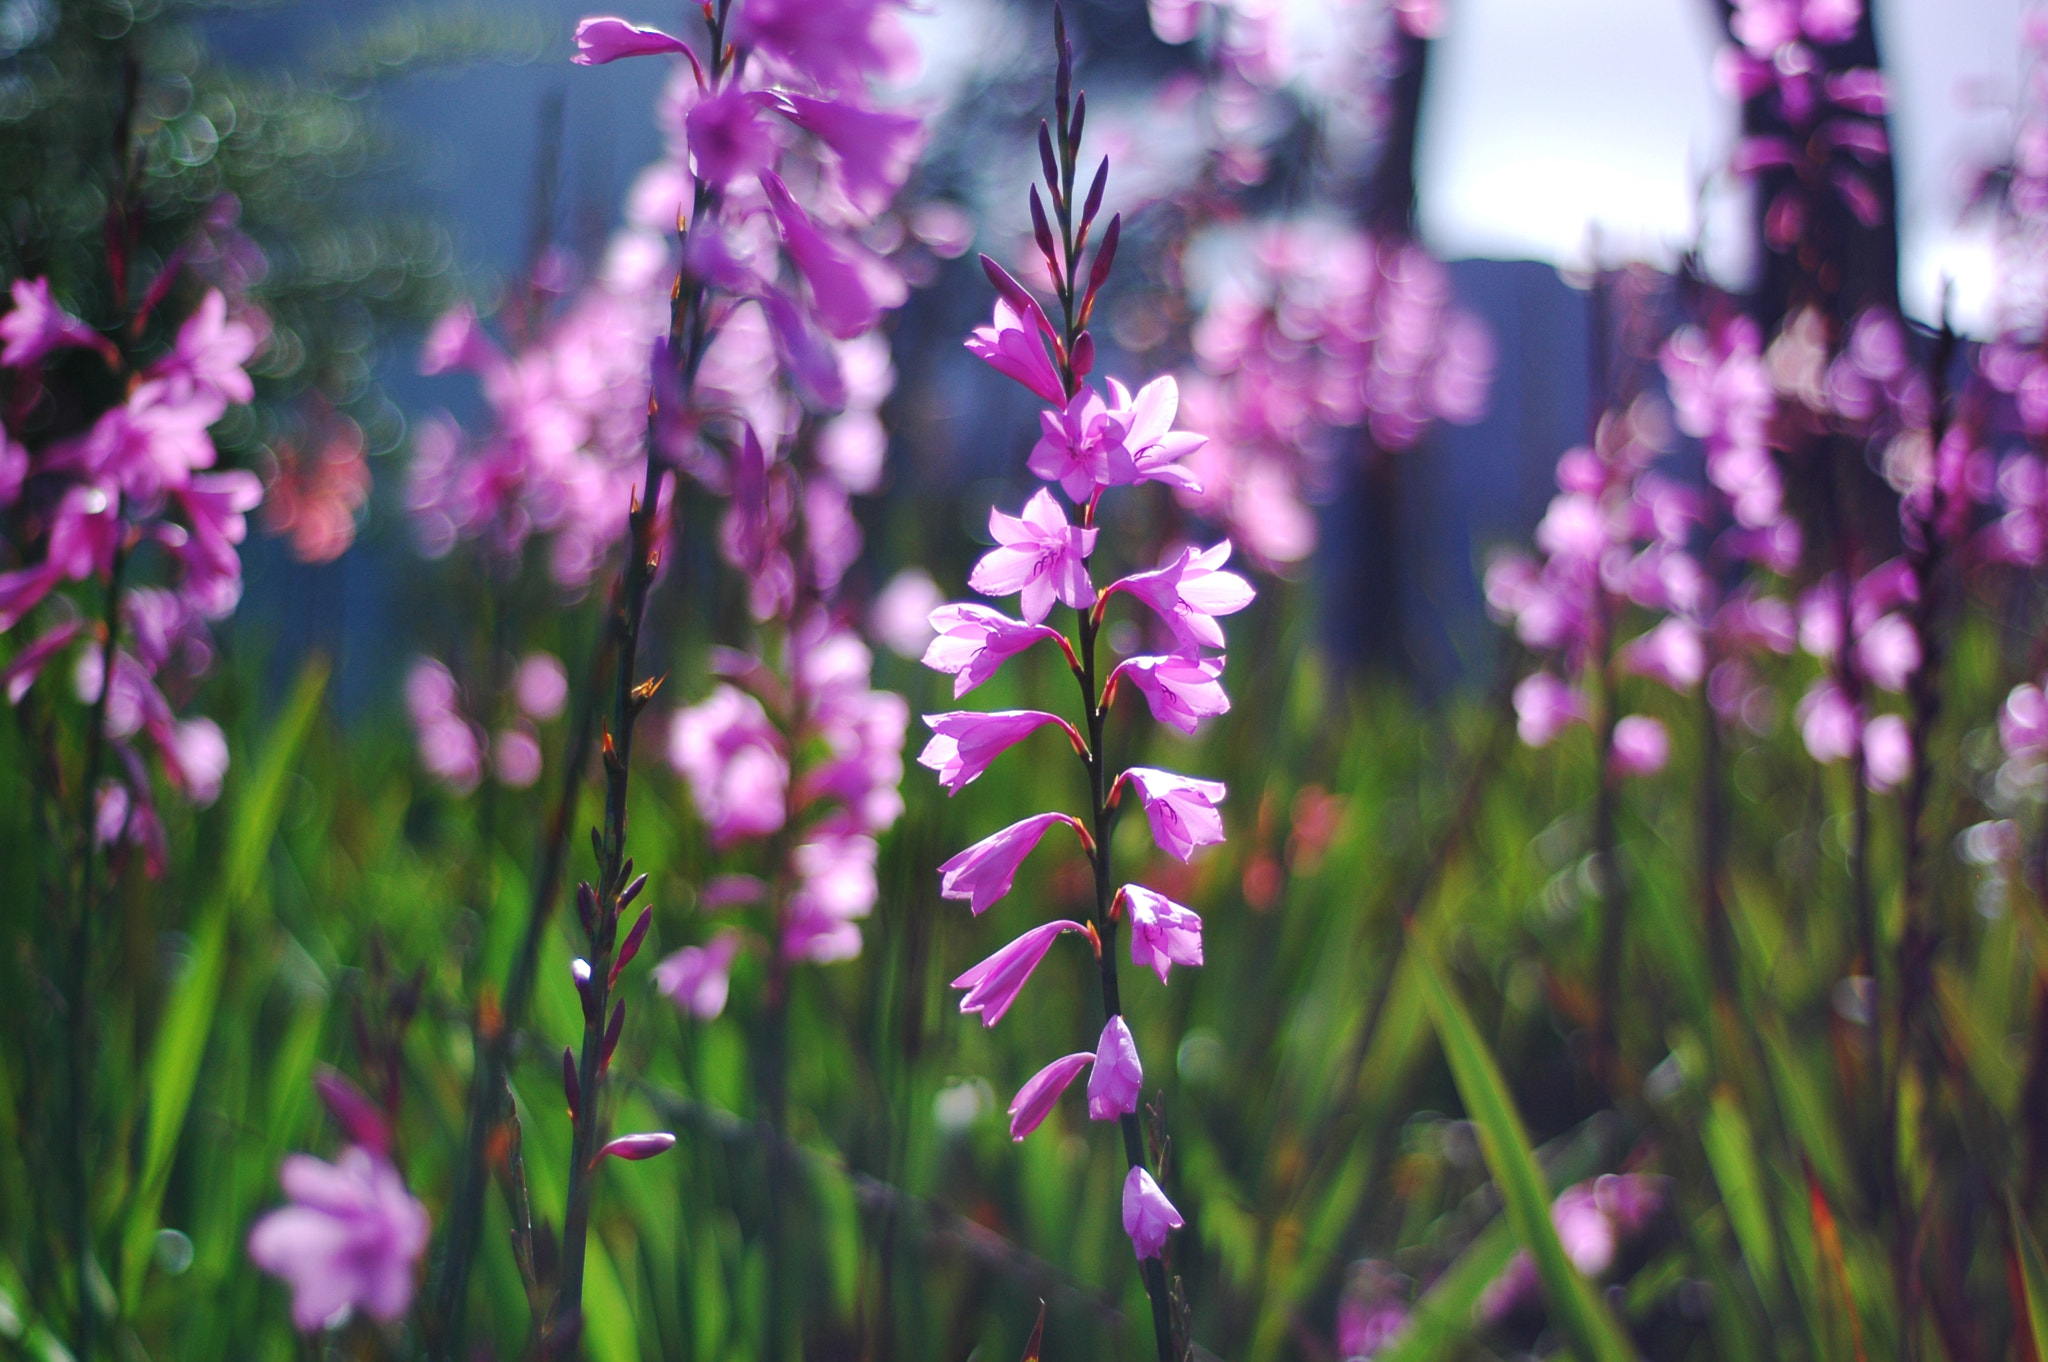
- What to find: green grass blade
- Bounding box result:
[2011,1192,2048,1362]
[1415,942,1639,1362]
[1702,1087,1777,1295]
[1373,1217,1519,1362]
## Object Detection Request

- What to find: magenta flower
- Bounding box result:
[1609,715,1670,777]
[0,277,102,368]
[967,488,1099,624]
[1107,542,1255,651]
[760,170,904,339]
[1101,375,1205,493]
[1007,1051,1094,1140]
[729,0,910,97]
[247,1146,431,1331]
[653,929,743,1020]
[938,811,1086,915]
[668,684,790,848]
[772,94,926,215]
[1121,1166,1184,1259]
[598,1132,678,1161]
[572,17,705,78]
[921,603,1067,697]
[965,298,1066,405]
[1123,884,1203,982]
[1620,618,1705,692]
[919,709,1081,794]
[147,289,258,409]
[1087,1015,1143,1120]
[1797,678,1859,764]
[1120,767,1227,863]
[1513,672,1585,747]
[1111,654,1229,734]
[952,919,1088,1026]
[687,88,779,188]
[1028,385,1124,502]
[1863,713,1912,791]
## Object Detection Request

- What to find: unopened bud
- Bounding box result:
[562,1047,581,1121]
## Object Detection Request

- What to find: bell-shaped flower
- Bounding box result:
[247,1146,431,1331]
[1028,386,1123,502]
[921,603,1067,697]
[1101,376,1205,493]
[654,929,743,1020]
[1087,1016,1143,1119]
[0,277,103,368]
[1107,542,1254,650]
[687,87,779,188]
[1120,767,1227,862]
[919,709,1082,794]
[1121,1166,1184,1259]
[572,17,705,78]
[760,170,904,339]
[1111,654,1229,734]
[770,94,926,215]
[952,919,1087,1026]
[1007,1051,1094,1140]
[1123,884,1204,983]
[729,0,912,97]
[938,811,1084,915]
[965,298,1066,405]
[968,488,1098,624]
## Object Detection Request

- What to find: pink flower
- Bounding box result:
[669,684,790,848]
[493,724,543,788]
[921,603,1067,697]
[147,289,258,408]
[872,569,945,659]
[513,652,569,720]
[967,488,1098,624]
[1111,654,1229,734]
[730,0,911,96]
[1123,884,1204,982]
[1007,1051,1094,1140]
[1,619,82,704]
[572,17,705,78]
[783,832,881,962]
[1120,767,1227,862]
[1863,713,1911,791]
[1087,1016,1143,1120]
[1797,678,1859,764]
[1107,543,1254,650]
[919,709,1081,793]
[247,1147,430,1331]
[771,94,926,215]
[760,170,904,339]
[1513,672,1585,747]
[418,301,504,376]
[965,298,1066,405]
[952,919,1087,1026]
[1101,376,1205,493]
[0,277,103,368]
[1856,614,1920,692]
[938,811,1085,915]
[687,88,779,188]
[598,1132,677,1161]
[1121,1167,1184,1259]
[1028,386,1124,501]
[654,930,744,1020]
[1609,715,1670,777]
[1620,618,1705,692]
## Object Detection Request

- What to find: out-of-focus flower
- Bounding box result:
[872,569,945,659]
[655,929,745,1019]
[247,1146,430,1331]
[669,684,790,848]
[1513,672,1585,747]
[0,276,106,367]
[1609,715,1670,776]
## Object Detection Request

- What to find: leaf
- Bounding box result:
[1701,1087,1777,1294]
[121,658,328,1309]
[2010,1192,2048,1362]
[1414,941,1639,1362]
[1372,1217,1519,1362]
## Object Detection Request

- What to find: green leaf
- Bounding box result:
[121,659,328,1309]
[1701,1088,1777,1294]
[1372,1217,1519,1362]
[1415,941,1639,1362]
[2011,1193,2048,1362]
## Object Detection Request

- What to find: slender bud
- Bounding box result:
[1081,156,1109,230]
[610,905,654,987]
[576,881,598,937]
[590,826,604,866]
[601,1001,625,1072]
[597,1132,676,1162]
[1028,186,1060,281]
[1071,331,1095,382]
[1053,6,1072,132]
[1069,92,1086,159]
[1086,214,1120,303]
[314,1068,389,1156]
[620,871,649,908]
[571,958,596,1019]
[1037,122,1061,206]
[562,1047,581,1121]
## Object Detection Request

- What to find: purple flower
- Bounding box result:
[1121,1167,1183,1259]
[967,488,1098,624]
[669,684,790,848]
[1863,713,1912,791]
[919,709,1081,793]
[687,88,779,188]
[938,811,1085,915]
[598,1132,677,1161]
[1120,767,1227,863]
[1107,542,1255,650]
[783,832,881,963]
[1028,386,1125,502]
[572,17,705,78]
[771,94,926,215]
[952,919,1087,1026]
[1101,375,1205,493]
[760,170,905,339]
[147,289,258,409]
[730,0,911,96]
[1087,1015,1143,1120]
[1609,715,1670,777]
[1619,618,1705,692]
[921,603,1067,697]
[247,1146,430,1331]
[654,929,743,1020]
[1123,884,1204,982]
[1007,1051,1094,1140]
[1111,654,1230,734]
[0,277,103,368]
[966,298,1066,405]
[1513,672,1585,747]
[1797,678,1859,764]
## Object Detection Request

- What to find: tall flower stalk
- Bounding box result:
[921,15,1248,1357]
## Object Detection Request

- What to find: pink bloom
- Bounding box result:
[598,1132,677,1161]
[1121,766,1227,862]
[2,620,82,704]
[148,289,258,408]
[967,488,1098,624]
[921,603,1066,697]
[1797,678,1859,764]
[772,94,926,215]
[1609,715,1670,777]
[669,684,790,848]
[1619,618,1705,692]
[247,1147,430,1331]
[952,919,1087,1026]
[1007,1051,1094,1140]
[873,568,945,659]
[1108,543,1254,651]
[965,299,1066,405]
[1856,614,1920,692]
[783,832,880,963]
[493,724,543,789]
[1123,884,1204,982]
[1863,713,1911,791]
[1121,1167,1183,1259]
[418,301,504,376]
[938,811,1083,915]
[1112,654,1229,734]
[730,0,911,96]
[167,717,230,805]
[1087,1015,1143,1120]
[0,429,25,508]
[404,659,484,793]
[1028,386,1124,502]
[655,929,744,1019]
[687,88,778,188]
[760,170,904,339]
[1513,672,1584,747]
[572,17,705,77]
[919,709,1080,793]
[513,652,569,720]
[1101,376,1205,493]
[0,277,102,368]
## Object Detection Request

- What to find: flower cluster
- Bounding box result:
[1,275,263,871]
[1177,221,1493,565]
[923,21,1249,1290]
[402,651,567,794]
